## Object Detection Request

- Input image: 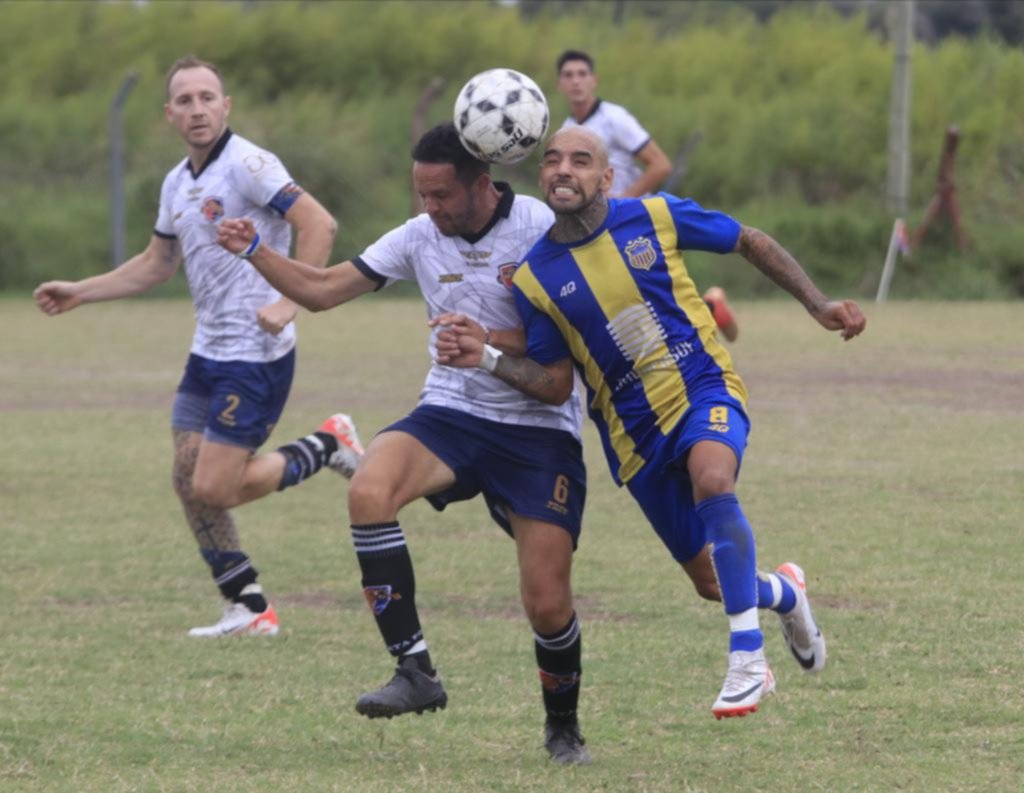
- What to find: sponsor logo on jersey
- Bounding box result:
[625,236,657,270]
[613,340,696,392]
[438,273,464,284]
[243,152,279,174]
[363,585,402,615]
[497,262,519,289]
[461,249,492,267]
[201,196,225,223]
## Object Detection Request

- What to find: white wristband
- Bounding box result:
[479,343,502,373]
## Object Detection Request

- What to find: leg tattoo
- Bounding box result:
[172,429,240,552]
[172,430,261,605]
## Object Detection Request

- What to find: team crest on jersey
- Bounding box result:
[625,236,657,270]
[363,585,402,615]
[497,262,519,289]
[201,196,225,223]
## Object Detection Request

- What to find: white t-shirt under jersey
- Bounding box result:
[560,99,651,197]
[354,185,582,437]
[155,130,297,363]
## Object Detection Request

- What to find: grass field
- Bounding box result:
[1,296,1022,792]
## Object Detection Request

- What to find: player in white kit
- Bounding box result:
[33,57,363,638]
[217,123,593,765]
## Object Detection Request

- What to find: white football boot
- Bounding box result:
[188,602,280,638]
[318,413,364,479]
[712,648,776,719]
[776,562,827,673]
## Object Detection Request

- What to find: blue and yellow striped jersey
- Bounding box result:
[513,194,748,484]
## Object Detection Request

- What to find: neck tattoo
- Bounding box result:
[551,194,609,243]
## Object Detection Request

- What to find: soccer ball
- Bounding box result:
[454,68,549,165]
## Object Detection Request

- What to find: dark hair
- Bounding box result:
[165,55,225,99]
[556,49,595,74]
[412,123,489,186]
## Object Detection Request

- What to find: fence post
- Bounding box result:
[110,71,139,267]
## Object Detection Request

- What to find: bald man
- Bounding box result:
[555,52,739,341]
[436,126,866,719]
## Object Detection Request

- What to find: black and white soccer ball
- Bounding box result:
[454,68,549,165]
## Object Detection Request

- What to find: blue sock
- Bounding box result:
[757,573,798,613]
[729,628,762,653]
[695,493,762,652]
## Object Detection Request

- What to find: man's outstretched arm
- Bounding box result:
[734,225,867,340]
[218,217,375,312]
[34,234,181,315]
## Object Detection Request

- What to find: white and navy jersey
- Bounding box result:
[560,99,651,197]
[353,185,582,437]
[154,130,304,363]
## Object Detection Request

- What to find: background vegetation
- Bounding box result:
[0,0,1022,298]
[2,296,1022,791]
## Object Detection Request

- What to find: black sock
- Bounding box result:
[534,612,582,725]
[237,584,268,614]
[201,549,265,611]
[351,522,431,670]
[276,432,340,490]
[399,651,436,677]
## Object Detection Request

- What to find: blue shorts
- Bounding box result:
[171,350,295,449]
[384,405,587,546]
[626,395,750,563]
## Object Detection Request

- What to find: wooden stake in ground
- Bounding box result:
[911,125,969,252]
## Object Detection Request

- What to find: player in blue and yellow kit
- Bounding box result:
[435,127,866,719]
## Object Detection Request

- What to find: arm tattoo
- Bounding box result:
[493,354,563,404]
[737,227,827,313]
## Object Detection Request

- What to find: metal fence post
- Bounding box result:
[110,71,139,267]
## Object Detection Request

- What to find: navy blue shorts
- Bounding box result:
[384,405,586,546]
[171,350,295,449]
[626,395,750,563]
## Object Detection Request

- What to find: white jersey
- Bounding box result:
[155,130,299,363]
[354,186,582,437]
[560,99,651,197]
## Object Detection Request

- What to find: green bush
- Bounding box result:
[1,0,1021,298]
